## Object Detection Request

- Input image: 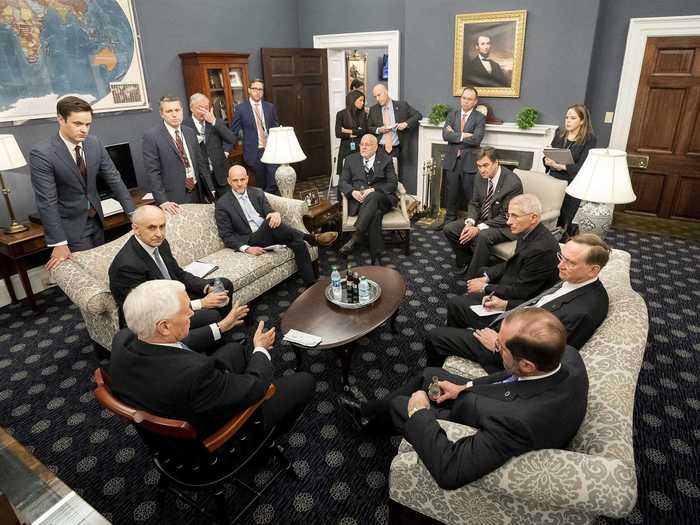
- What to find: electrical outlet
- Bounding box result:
[604,112,614,123]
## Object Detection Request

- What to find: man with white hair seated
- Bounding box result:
[110,280,315,437]
[446,193,560,332]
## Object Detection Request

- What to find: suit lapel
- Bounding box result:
[229,192,251,231]
[52,135,86,190]
[544,282,595,312]
[160,123,182,160]
[130,236,164,279]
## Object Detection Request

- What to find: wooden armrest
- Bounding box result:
[203,384,276,452]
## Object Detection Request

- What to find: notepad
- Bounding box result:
[283,329,322,347]
[543,148,574,165]
[100,198,123,217]
[264,244,287,252]
[183,261,219,278]
[470,304,506,317]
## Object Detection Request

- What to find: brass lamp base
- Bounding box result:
[4,220,28,234]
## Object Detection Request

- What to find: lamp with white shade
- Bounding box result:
[566,148,636,238]
[0,134,29,234]
[260,126,306,199]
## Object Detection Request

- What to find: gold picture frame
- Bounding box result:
[453,10,527,98]
[346,51,367,97]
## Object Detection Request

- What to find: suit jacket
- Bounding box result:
[367,99,422,146]
[338,151,398,216]
[215,187,274,251]
[404,346,588,489]
[545,130,597,184]
[442,108,487,173]
[508,279,609,350]
[142,122,213,205]
[109,328,273,435]
[468,166,522,237]
[183,116,238,187]
[483,222,560,300]
[29,134,135,247]
[462,56,509,87]
[230,100,279,165]
[109,236,209,321]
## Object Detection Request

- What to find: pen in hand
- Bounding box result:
[482,291,495,309]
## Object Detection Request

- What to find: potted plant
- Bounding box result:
[516,107,539,129]
[428,103,451,125]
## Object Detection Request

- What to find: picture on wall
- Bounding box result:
[453,10,527,98]
[346,51,367,96]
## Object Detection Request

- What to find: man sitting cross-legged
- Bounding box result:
[427,233,610,373]
[215,165,337,287]
[337,308,588,490]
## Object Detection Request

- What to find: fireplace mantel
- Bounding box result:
[416,118,558,204]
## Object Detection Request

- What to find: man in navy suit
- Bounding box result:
[142,96,214,215]
[230,79,279,194]
[30,96,135,270]
[214,166,337,286]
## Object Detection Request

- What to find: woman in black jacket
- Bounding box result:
[544,104,596,234]
[335,90,368,175]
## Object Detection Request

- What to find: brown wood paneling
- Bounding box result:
[638,88,684,153]
[299,55,323,75]
[688,115,700,157]
[671,177,700,220]
[653,49,695,75]
[270,56,294,76]
[626,171,666,214]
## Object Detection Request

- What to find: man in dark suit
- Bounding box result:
[215,165,337,287]
[183,93,239,197]
[110,280,314,438]
[367,84,421,174]
[427,234,611,372]
[338,134,398,263]
[462,34,509,88]
[109,205,234,341]
[142,96,214,215]
[443,147,522,277]
[230,79,279,194]
[433,87,487,230]
[338,308,588,490]
[29,96,135,270]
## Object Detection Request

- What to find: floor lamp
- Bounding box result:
[0,135,29,234]
[566,148,636,239]
[261,127,306,199]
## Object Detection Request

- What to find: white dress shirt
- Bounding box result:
[249,98,267,148]
[163,121,195,179]
[517,364,562,381]
[466,166,501,230]
[536,277,599,308]
[362,154,376,173]
[234,190,265,253]
[479,55,493,74]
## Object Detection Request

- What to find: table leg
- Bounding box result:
[0,255,18,303]
[15,259,37,311]
[292,344,303,371]
[333,346,353,386]
[390,309,400,334]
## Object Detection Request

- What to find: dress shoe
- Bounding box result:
[454,264,469,276]
[314,231,338,247]
[337,393,370,430]
[370,253,383,266]
[339,237,357,256]
[429,221,445,231]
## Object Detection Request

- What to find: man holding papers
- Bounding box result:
[214,165,337,287]
[426,234,609,372]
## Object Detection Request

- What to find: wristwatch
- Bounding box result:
[464,218,475,226]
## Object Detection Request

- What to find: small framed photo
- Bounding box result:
[301,188,321,207]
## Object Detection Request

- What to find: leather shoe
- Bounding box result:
[454,264,469,276]
[339,237,357,256]
[429,221,445,231]
[337,394,370,430]
[314,231,338,247]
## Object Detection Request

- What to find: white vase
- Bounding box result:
[275,164,297,199]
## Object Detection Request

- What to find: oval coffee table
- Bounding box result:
[280,266,406,387]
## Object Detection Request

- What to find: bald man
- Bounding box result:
[108,205,235,332]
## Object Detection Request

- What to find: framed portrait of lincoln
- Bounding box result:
[453,10,527,98]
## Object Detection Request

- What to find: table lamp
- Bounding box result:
[0,135,29,234]
[565,148,636,238]
[260,127,307,199]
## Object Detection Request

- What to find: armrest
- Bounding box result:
[51,259,113,314]
[396,182,409,221]
[266,193,310,233]
[203,383,276,452]
[341,192,349,223]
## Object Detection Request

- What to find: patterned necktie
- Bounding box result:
[479,179,494,222]
[241,193,264,230]
[253,103,267,148]
[488,281,565,327]
[152,248,171,279]
[382,106,392,154]
[175,130,194,191]
[460,112,467,132]
[74,145,87,179]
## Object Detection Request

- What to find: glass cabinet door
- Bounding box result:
[228,67,245,107]
[207,68,228,120]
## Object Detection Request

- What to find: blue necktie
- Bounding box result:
[240,193,264,231]
[494,375,517,384]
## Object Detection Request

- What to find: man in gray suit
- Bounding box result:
[142,96,214,215]
[30,96,135,270]
[433,86,486,230]
[444,147,523,277]
[183,93,238,197]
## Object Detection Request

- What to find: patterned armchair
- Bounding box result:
[51,195,316,351]
[389,249,647,524]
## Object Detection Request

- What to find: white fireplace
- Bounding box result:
[416,118,558,205]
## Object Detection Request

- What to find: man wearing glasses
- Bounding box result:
[230,79,279,194]
[426,233,610,372]
[337,308,589,490]
[443,147,522,276]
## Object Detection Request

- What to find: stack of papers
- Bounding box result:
[264,244,287,252]
[469,304,506,317]
[283,329,322,347]
[100,198,123,217]
[183,261,218,278]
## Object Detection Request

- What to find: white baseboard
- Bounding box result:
[0,265,55,308]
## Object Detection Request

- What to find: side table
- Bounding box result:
[303,199,340,233]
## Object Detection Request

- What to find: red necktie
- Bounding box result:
[175,130,195,191]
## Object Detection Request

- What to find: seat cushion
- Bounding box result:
[197,248,298,291]
[343,210,410,232]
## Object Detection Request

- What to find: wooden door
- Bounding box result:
[261,48,330,181]
[624,36,700,221]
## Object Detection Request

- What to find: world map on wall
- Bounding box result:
[0,0,148,122]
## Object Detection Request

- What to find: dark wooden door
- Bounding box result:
[261,48,330,181]
[624,36,700,221]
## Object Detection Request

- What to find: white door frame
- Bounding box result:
[610,15,700,149]
[313,30,400,183]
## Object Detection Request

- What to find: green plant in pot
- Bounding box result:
[516,107,539,129]
[428,104,451,125]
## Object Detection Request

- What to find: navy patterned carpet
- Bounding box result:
[0,225,699,524]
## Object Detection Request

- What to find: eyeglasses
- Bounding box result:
[556,252,577,267]
[249,87,263,91]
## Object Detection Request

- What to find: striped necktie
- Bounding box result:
[479,179,494,222]
[488,281,564,327]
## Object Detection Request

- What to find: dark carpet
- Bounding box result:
[0,226,699,524]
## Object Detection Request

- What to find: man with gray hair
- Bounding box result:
[445,193,560,331]
[110,280,315,438]
[183,93,238,197]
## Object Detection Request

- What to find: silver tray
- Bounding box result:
[325,279,382,309]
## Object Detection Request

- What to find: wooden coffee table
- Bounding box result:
[280,266,406,387]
